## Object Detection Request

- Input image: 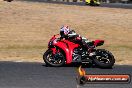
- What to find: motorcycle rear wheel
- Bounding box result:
[43,49,65,67]
[93,49,115,68]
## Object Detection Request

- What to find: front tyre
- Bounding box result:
[93,49,115,68]
[43,49,65,67]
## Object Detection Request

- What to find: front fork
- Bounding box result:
[50,47,60,55]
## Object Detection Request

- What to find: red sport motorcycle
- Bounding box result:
[43,34,115,68]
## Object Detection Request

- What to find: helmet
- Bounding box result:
[60,25,70,35]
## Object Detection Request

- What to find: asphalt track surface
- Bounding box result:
[0,61,132,88]
[18,0,132,9]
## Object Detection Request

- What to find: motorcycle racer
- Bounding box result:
[60,25,92,48]
[43,25,115,68]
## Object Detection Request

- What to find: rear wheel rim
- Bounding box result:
[96,50,112,64]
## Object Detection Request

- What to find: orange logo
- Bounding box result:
[77,66,131,85]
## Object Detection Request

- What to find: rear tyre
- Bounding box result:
[43,49,65,67]
[93,49,115,68]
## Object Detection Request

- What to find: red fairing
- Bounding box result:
[94,40,104,46]
[53,40,79,64]
[49,34,59,42]
[51,48,57,54]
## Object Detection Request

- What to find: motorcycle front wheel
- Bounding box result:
[43,49,65,67]
[93,49,115,68]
